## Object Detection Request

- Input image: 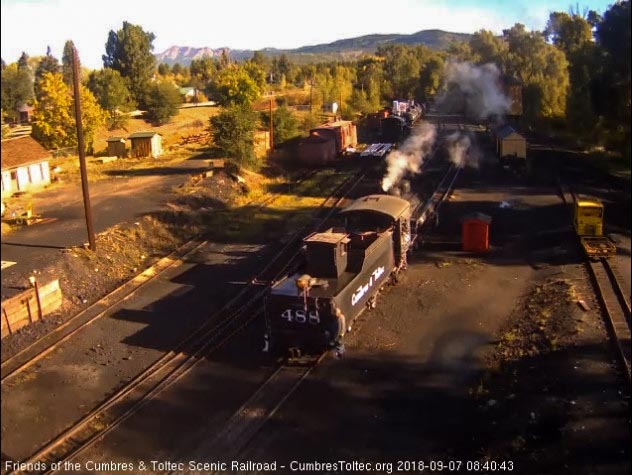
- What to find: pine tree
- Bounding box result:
[102,22,156,108]
[61,40,76,86]
[35,46,60,98]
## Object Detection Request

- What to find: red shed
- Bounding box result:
[462,212,491,252]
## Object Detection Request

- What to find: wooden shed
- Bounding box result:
[106,137,127,158]
[496,126,526,159]
[17,104,34,124]
[128,132,163,158]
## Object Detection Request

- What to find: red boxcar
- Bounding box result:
[297,135,338,166]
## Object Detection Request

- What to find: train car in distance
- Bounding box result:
[296,120,358,166]
[573,199,616,258]
[380,115,408,143]
[310,120,357,155]
[296,134,338,166]
[263,194,414,358]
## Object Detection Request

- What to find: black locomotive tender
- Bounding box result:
[380,101,424,143]
[263,194,415,357]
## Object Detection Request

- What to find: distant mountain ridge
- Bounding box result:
[155,29,472,65]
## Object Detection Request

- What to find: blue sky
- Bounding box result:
[1,0,615,69]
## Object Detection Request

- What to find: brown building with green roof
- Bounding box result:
[128,132,162,158]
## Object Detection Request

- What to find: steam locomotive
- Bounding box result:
[263,194,414,357]
[380,101,424,143]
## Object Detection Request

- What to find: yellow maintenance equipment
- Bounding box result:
[574,199,616,258]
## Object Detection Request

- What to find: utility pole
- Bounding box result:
[72,46,96,251]
[310,79,314,114]
[269,97,274,151]
[339,91,343,120]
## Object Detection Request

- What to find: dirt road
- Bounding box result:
[1,156,209,299]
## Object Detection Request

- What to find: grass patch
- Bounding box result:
[51,146,207,185]
[199,168,353,242]
[93,105,219,151]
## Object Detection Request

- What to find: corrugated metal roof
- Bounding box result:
[339,194,410,219]
[128,132,161,139]
[1,136,51,170]
[496,125,524,140]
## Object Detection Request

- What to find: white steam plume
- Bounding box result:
[381,122,436,192]
[445,131,475,168]
[437,61,511,119]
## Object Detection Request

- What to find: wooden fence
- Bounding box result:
[179,132,210,145]
[1,280,62,338]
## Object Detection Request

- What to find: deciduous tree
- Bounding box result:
[260,105,300,147]
[143,80,180,125]
[87,68,135,129]
[210,104,257,168]
[211,65,263,107]
[503,24,569,119]
[32,72,105,151]
[1,63,34,120]
[595,0,631,153]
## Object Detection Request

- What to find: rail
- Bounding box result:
[9,168,368,475]
[169,159,466,468]
[1,169,323,384]
[558,177,631,386]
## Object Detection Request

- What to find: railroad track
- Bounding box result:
[168,354,325,475]
[558,179,631,386]
[165,157,465,469]
[7,168,368,475]
[0,169,327,385]
[0,240,207,384]
[586,258,631,381]
[415,163,462,230]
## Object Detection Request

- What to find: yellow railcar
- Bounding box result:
[574,200,604,236]
[574,200,616,258]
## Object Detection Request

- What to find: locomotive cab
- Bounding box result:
[339,194,413,269]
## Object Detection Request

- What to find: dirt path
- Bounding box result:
[1,155,210,299]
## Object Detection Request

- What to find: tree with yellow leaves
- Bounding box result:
[32,72,105,153]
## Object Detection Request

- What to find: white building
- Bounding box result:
[1,136,52,198]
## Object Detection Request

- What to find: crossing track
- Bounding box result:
[6,169,368,475]
[1,169,326,385]
[167,154,466,471]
